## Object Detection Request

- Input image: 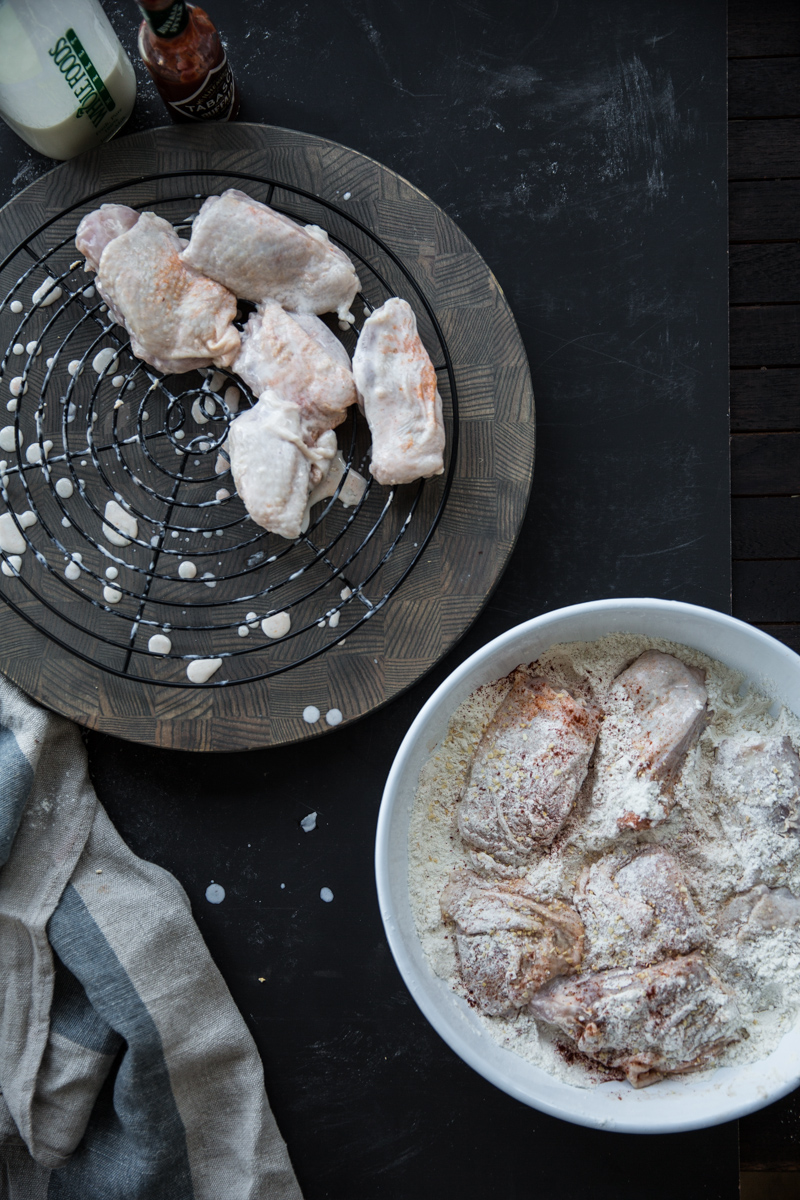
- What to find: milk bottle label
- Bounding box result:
[48,30,116,129]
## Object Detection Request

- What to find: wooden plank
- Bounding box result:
[753,624,800,654]
[733,559,800,621]
[729,305,800,366]
[732,497,800,556]
[731,369,800,430]
[730,245,800,304]
[728,0,800,56]
[730,181,800,240]
[740,1085,800,1170]
[728,59,800,119]
[732,432,800,494]
[728,119,800,180]
[740,1173,800,1198]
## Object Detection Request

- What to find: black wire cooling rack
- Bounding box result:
[0,170,458,692]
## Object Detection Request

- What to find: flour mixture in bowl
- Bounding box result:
[408,633,800,1090]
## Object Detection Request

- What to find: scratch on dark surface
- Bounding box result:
[619,536,705,559]
[533,332,679,385]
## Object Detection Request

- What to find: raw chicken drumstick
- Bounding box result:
[440,871,584,1016]
[575,847,707,970]
[75,205,240,375]
[529,954,743,1088]
[180,189,361,322]
[712,734,800,888]
[352,298,446,486]
[610,650,709,830]
[457,670,602,867]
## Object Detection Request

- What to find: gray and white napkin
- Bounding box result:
[0,675,302,1199]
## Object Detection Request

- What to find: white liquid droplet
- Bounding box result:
[65,561,81,581]
[325,708,343,727]
[187,657,222,683]
[302,705,320,724]
[103,586,122,603]
[25,341,41,357]
[1,554,21,576]
[9,300,22,313]
[11,343,23,356]
[178,560,197,579]
[102,500,137,547]
[55,477,73,498]
[148,634,172,654]
[67,360,82,377]
[92,347,118,375]
[9,378,26,398]
[237,625,249,637]
[300,812,317,832]
[32,277,62,306]
[112,375,125,388]
[320,887,334,903]
[205,883,225,904]
[215,488,230,501]
[262,611,290,638]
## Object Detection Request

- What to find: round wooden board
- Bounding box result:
[0,124,534,751]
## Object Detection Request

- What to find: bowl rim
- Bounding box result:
[375,597,800,1133]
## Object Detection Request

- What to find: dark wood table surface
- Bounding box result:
[730,2,800,1196]
[1,1,798,1196]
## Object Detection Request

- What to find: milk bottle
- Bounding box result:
[0,0,137,160]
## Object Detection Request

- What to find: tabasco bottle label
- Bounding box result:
[167,52,236,120]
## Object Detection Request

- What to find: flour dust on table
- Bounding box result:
[408,634,800,1089]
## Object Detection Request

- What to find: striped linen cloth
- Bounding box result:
[0,675,302,1199]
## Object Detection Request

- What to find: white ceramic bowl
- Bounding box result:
[375,598,800,1133]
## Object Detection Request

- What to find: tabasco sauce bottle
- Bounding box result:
[136,1,239,122]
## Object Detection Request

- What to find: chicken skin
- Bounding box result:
[75,203,140,271]
[227,391,337,541]
[440,871,584,1016]
[76,209,240,375]
[181,189,360,322]
[457,671,602,867]
[712,735,800,888]
[352,298,445,486]
[575,848,707,970]
[529,954,743,1087]
[233,300,357,442]
[610,650,709,830]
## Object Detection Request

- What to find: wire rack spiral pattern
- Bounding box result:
[0,171,458,692]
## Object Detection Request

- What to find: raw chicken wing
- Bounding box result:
[77,210,240,375]
[234,300,357,441]
[181,189,360,321]
[75,203,140,271]
[575,848,706,970]
[440,870,584,1016]
[227,390,337,540]
[529,954,743,1087]
[352,298,445,486]
[712,734,800,887]
[457,670,601,866]
[611,650,709,829]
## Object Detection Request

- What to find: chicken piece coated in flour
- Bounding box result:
[457,671,602,867]
[233,300,357,442]
[712,734,800,888]
[352,298,445,486]
[611,650,709,830]
[227,390,337,540]
[76,208,240,375]
[440,871,585,1016]
[180,189,361,322]
[575,847,707,970]
[529,954,743,1088]
[719,884,800,940]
